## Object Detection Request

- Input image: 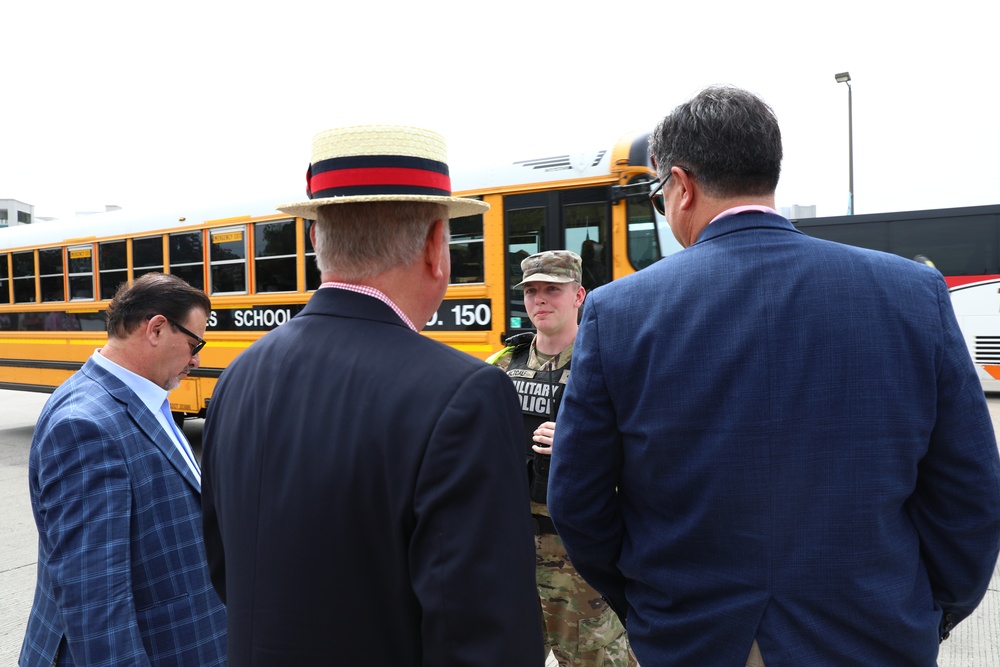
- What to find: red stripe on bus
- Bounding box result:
[943,275,1000,289]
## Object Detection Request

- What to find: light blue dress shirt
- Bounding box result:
[90,349,201,485]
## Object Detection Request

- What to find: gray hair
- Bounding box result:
[650,85,782,198]
[313,202,449,281]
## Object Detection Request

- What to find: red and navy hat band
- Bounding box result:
[307,154,452,200]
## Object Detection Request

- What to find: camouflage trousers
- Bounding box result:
[536,533,638,667]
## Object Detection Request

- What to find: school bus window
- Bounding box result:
[99,240,127,300]
[13,252,35,303]
[0,254,9,305]
[39,248,65,302]
[565,202,608,292]
[449,214,484,284]
[133,236,164,280]
[255,220,296,293]
[68,245,94,301]
[170,231,204,290]
[626,175,665,270]
[626,206,658,270]
[210,226,247,295]
[507,208,545,328]
[304,221,321,291]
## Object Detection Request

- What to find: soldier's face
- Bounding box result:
[523,281,583,336]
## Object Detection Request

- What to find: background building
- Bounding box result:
[0,200,33,227]
[780,204,817,219]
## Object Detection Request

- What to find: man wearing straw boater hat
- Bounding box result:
[201,126,545,666]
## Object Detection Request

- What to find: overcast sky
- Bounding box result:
[4,1,998,220]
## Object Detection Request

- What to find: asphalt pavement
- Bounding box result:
[1,390,998,665]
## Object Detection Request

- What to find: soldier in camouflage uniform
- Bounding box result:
[488,251,637,667]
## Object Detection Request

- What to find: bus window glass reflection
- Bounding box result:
[39,248,64,302]
[133,236,164,281]
[0,253,10,305]
[304,221,321,291]
[99,241,127,300]
[12,251,35,303]
[449,214,484,284]
[255,220,296,293]
[209,226,247,295]
[171,231,205,290]
[68,245,94,301]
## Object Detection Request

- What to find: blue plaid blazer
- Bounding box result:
[20,358,226,666]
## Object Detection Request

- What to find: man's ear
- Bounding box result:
[145,314,167,347]
[675,167,696,211]
[425,218,448,280]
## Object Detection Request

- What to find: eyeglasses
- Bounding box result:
[648,167,691,216]
[168,319,207,355]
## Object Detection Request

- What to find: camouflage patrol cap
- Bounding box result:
[515,250,582,287]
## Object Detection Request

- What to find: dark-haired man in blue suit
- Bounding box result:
[21,273,226,666]
[549,86,1000,666]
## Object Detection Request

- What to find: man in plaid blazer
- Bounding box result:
[20,273,226,666]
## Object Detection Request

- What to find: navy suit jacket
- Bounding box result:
[548,212,1000,666]
[202,287,544,666]
[21,358,226,666]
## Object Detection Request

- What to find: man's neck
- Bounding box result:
[99,340,146,379]
[535,326,577,356]
[702,195,776,224]
[322,268,439,332]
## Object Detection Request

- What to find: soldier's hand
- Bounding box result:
[532,421,555,455]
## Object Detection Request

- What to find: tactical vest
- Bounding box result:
[504,342,571,456]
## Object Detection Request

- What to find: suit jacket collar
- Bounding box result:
[299,285,415,330]
[80,357,202,492]
[694,211,802,245]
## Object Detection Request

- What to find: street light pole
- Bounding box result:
[835,72,854,215]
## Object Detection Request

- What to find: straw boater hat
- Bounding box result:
[278,125,489,219]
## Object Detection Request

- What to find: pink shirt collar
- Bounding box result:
[709,205,779,225]
[319,282,418,332]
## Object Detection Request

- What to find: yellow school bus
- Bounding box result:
[0,131,673,417]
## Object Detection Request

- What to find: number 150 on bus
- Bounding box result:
[427,299,492,330]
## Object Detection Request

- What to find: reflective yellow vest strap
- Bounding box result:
[486,346,515,365]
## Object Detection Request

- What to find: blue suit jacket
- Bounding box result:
[202,287,544,666]
[20,358,226,666]
[549,212,1000,666]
